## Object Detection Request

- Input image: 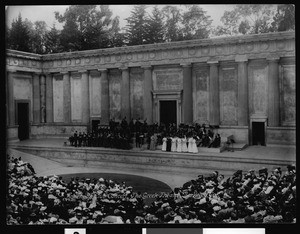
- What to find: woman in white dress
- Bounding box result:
[176,137,182,152]
[192,137,198,153]
[181,136,188,152]
[188,137,193,153]
[171,136,177,152]
[162,136,167,151]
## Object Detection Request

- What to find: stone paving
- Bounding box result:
[6,138,296,189]
[7,138,296,161]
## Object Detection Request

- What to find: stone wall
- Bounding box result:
[70,72,82,122]
[30,125,87,138]
[280,61,296,126]
[266,127,295,145]
[108,69,122,121]
[6,32,295,145]
[89,71,101,117]
[12,73,33,122]
[53,74,64,122]
[130,67,144,119]
[219,63,238,126]
[217,126,249,143]
[7,126,19,142]
[193,64,209,123]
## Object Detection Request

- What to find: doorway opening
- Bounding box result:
[252,122,265,146]
[17,102,29,140]
[91,120,100,133]
[159,100,177,126]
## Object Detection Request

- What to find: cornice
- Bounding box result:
[6,31,295,73]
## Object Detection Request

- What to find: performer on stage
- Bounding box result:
[162,136,167,151]
[149,135,156,151]
[166,137,172,152]
[192,136,198,153]
[171,136,177,152]
[176,137,182,152]
[188,137,193,153]
[181,136,188,152]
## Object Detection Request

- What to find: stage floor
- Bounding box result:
[7,138,296,189]
[7,137,296,162]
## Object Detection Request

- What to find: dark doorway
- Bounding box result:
[252,122,265,146]
[160,100,177,126]
[17,102,29,140]
[92,120,100,133]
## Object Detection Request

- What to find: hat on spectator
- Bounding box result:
[259,167,268,175]
[40,206,47,211]
[145,214,158,222]
[234,170,243,177]
[165,206,172,212]
[49,217,57,223]
[69,217,77,224]
[213,206,221,212]
[198,198,207,205]
[168,211,177,217]
[193,193,201,200]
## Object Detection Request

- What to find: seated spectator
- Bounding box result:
[6,154,296,224]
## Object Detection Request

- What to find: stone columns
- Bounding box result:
[208,61,220,126]
[236,55,249,126]
[181,63,193,124]
[62,71,71,123]
[121,67,131,120]
[142,65,153,123]
[7,71,15,126]
[99,69,110,124]
[79,70,90,124]
[45,73,53,123]
[32,73,40,124]
[267,57,280,126]
[40,74,46,123]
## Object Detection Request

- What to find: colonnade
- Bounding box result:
[6,58,280,128]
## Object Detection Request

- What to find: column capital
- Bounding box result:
[32,72,41,77]
[120,66,129,71]
[7,69,17,74]
[60,71,69,75]
[180,63,192,68]
[267,56,280,62]
[98,68,107,73]
[141,65,152,70]
[78,69,88,74]
[235,55,248,62]
[42,72,53,77]
[207,60,219,65]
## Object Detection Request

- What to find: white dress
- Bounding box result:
[181,138,188,152]
[188,138,193,153]
[176,138,182,152]
[192,138,198,153]
[171,137,177,152]
[162,137,167,151]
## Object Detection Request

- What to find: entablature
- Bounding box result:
[6,31,295,74]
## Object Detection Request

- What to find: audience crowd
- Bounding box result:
[68,118,221,152]
[7,154,296,224]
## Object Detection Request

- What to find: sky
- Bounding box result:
[5,5,236,30]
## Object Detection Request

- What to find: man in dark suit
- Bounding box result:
[74,131,78,147]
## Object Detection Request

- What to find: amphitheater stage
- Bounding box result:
[7,138,296,189]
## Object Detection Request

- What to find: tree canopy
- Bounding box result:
[6,4,295,54]
[213,4,295,36]
[54,5,122,51]
[7,14,32,52]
